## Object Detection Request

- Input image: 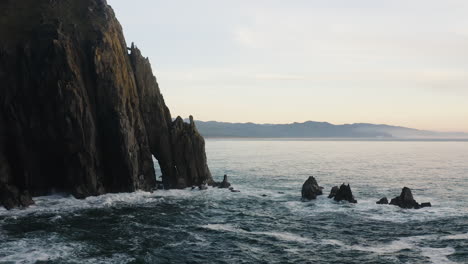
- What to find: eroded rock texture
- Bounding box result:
[376,197,389,204]
[329,184,357,203]
[0,0,212,209]
[301,176,323,200]
[389,187,431,209]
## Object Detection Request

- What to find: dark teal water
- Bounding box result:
[1,140,467,263]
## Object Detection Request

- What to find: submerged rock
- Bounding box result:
[328,186,339,198]
[301,176,323,200]
[389,187,421,209]
[376,197,389,204]
[333,184,357,203]
[229,187,240,193]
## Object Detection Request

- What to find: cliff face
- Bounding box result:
[0,0,213,209]
[129,47,213,188]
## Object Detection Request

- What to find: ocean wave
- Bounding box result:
[0,191,162,217]
[420,247,457,264]
[201,223,314,244]
[322,234,463,263]
[0,235,82,264]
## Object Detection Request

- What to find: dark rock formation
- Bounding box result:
[390,187,419,209]
[169,116,213,188]
[0,0,212,209]
[420,202,432,208]
[376,197,389,204]
[301,176,323,200]
[217,174,231,189]
[389,187,430,209]
[212,174,231,189]
[0,185,34,210]
[331,184,357,203]
[328,186,339,198]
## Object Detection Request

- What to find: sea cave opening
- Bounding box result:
[151,155,163,186]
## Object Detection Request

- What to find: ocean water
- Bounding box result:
[1,139,468,264]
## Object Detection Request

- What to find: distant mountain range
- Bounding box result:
[191,120,468,139]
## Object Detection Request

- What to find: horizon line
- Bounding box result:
[187,118,468,134]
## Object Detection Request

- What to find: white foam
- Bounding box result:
[0,236,82,263]
[202,223,239,233]
[201,223,314,244]
[255,231,313,243]
[322,235,446,254]
[325,197,468,224]
[0,191,165,217]
[441,233,468,240]
[323,238,413,254]
[322,235,461,263]
[50,215,62,222]
[420,247,457,264]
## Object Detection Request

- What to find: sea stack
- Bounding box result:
[389,187,431,209]
[0,0,212,209]
[301,176,323,200]
[328,184,357,203]
[218,175,231,189]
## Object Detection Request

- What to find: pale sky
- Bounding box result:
[108,0,468,132]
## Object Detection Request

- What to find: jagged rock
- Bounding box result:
[389,187,427,209]
[389,187,420,209]
[333,184,357,203]
[0,184,34,210]
[218,174,231,189]
[212,174,231,189]
[131,44,212,189]
[0,0,212,209]
[376,197,389,204]
[169,116,213,188]
[328,186,339,198]
[18,191,35,207]
[301,176,323,200]
[420,202,432,208]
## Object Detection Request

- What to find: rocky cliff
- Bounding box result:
[0,0,213,209]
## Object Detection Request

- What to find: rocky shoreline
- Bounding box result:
[0,0,215,210]
[0,0,435,212]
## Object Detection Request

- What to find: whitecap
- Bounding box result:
[0,191,164,217]
[201,223,314,244]
[0,236,82,264]
[441,233,468,240]
[420,247,457,264]
[322,234,440,254]
[201,223,243,233]
[254,231,313,243]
